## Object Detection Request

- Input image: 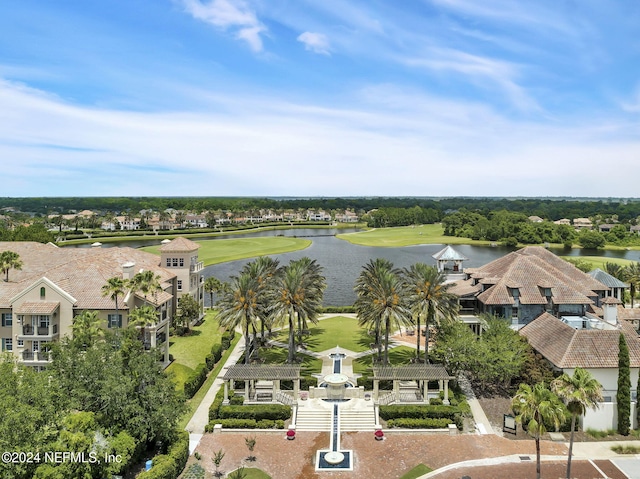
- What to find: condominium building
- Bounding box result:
[0,237,204,369]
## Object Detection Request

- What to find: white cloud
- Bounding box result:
[297,32,331,55]
[180,0,266,52]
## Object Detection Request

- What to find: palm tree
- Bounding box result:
[71,310,104,349]
[216,273,260,364]
[623,262,640,308]
[101,276,127,327]
[128,305,158,349]
[354,258,411,365]
[551,368,603,479]
[130,270,162,307]
[241,257,280,341]
[402,263,458,363]
[270,258,326,364]
[512,382,568,479]
[604,262,625,281]
[204,276,227,310]
[0,250,23,282]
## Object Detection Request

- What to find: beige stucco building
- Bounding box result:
[0,237,204,369]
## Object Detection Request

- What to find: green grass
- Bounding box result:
[274,316,371,353]
[611,444,640,454]
[142,236,311,266]
[166,311,224,388]
[336,224,492,247]
[177,333,241,430]
[353,345,419,375]
[230,467,271,479]
[560,255,634,270]
[256,346,323,375]
[399,464,433,479]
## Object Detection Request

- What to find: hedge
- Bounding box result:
[204,419,285,431]
[386,418,451,429]
[184,363,208,399]
[218,404,291,421]
[136,430,189,479]
[209,388,226,421]
[211,343,223,363]
[378,405,461,421]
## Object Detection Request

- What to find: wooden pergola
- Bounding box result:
[372,364,454,404]
[222,364,302,404]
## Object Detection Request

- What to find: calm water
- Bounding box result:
[68,228,640,306]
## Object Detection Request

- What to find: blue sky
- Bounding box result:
[1,0,639,197]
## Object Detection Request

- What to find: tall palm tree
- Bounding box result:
[604,262,625,281]
[623,262,640,308]
[551,368,603,479]
[241,256,281,340]
[128,305,158,349]
[216,273,260,364]
[71,310,104,349]
[402,263,458,363]
[0,250,23,282]
[130,270,162,307]
[512,382,568,479]
[101,276,127,327]
[355,258,411,365]
[270,258,326,364]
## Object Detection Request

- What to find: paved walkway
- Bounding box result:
[185,336,245,453]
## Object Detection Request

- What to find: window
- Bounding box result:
[33,341,39,352]
[40,287,46,299]
[1,313,12,327]
[172,258,178,267]
[1,338,12,351]
[17,339,23,348]
[39,316,50,328]
[177,280,182,291]
[107,314,122,328]
[179,258,184,267]
[512,307,518,318]
[166,258,171,267]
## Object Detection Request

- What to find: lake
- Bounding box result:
[67,228,640,306]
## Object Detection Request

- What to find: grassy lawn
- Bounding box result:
[353,345,417,375]
[166,310,224,388]
[399,464,433,479]
[142,236,311,266]
[336,224,491,247]
[274,315,371,353]
[256,346,323,375]
[177,333,241,430]
[561,255,634,270]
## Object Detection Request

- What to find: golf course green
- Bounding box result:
[336,224,491,247]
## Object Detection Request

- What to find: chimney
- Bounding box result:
[122,262,135,281]
[602,296,621,325]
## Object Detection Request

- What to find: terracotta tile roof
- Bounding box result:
[16,301,60,314]
[447,279,482,297]
[159,237,200,252]
[520,313,640,368]
[618,306,640,322]
[0,241,175,309]
[457,247,606,307]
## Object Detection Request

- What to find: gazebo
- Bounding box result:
[221,364,301,405]
[432,245,468,273]
[371,364,454,404]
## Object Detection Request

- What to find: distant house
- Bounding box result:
[554,218,571,226]
[528,215,544,223]
[307,210,331,221]
[631,225,640,235]
[334,210,359,223]
[573,218,593,230]
[598,224,616,233]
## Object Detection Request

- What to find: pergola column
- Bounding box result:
[244,380,250,400]
[443,380,450,405]
[423,380,428,403]
[273,379,280,398]
[393,379,399,400]
[373,379,379,401]
[223,381,229,405]
[293,379,300,398]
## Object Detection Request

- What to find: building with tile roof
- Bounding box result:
[0,237,204,369]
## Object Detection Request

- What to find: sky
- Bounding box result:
[1,0,639,198]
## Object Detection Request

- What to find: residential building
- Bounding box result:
[573,217,593,230]
[0,237,204,369]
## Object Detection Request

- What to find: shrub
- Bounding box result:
[218,404,291,421]
[379,405,461,421]
[209,388,226,421]
[205,353,216,371]
[386,418,451,429]
[137,430,189,479]
[429,397,443,406]
[184,364,208,399]
[211,343,223,363]
[229,395,245,405]
[300,376,317,390]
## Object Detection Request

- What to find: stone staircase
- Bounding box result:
[294,406,333,431]
[339,407,377,431]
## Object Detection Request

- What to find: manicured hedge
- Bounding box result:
[204,419,285,431]
[184,363,208,399]
[378,405,461,421]
[137,430,189,479]
[386,418,451,429]
[218,404,291,421]
[211,343,223,363]
[209,388,226,420]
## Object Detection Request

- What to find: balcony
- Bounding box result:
[21,351,51,363]
[19,324,58,340]
[190,261,204,273]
